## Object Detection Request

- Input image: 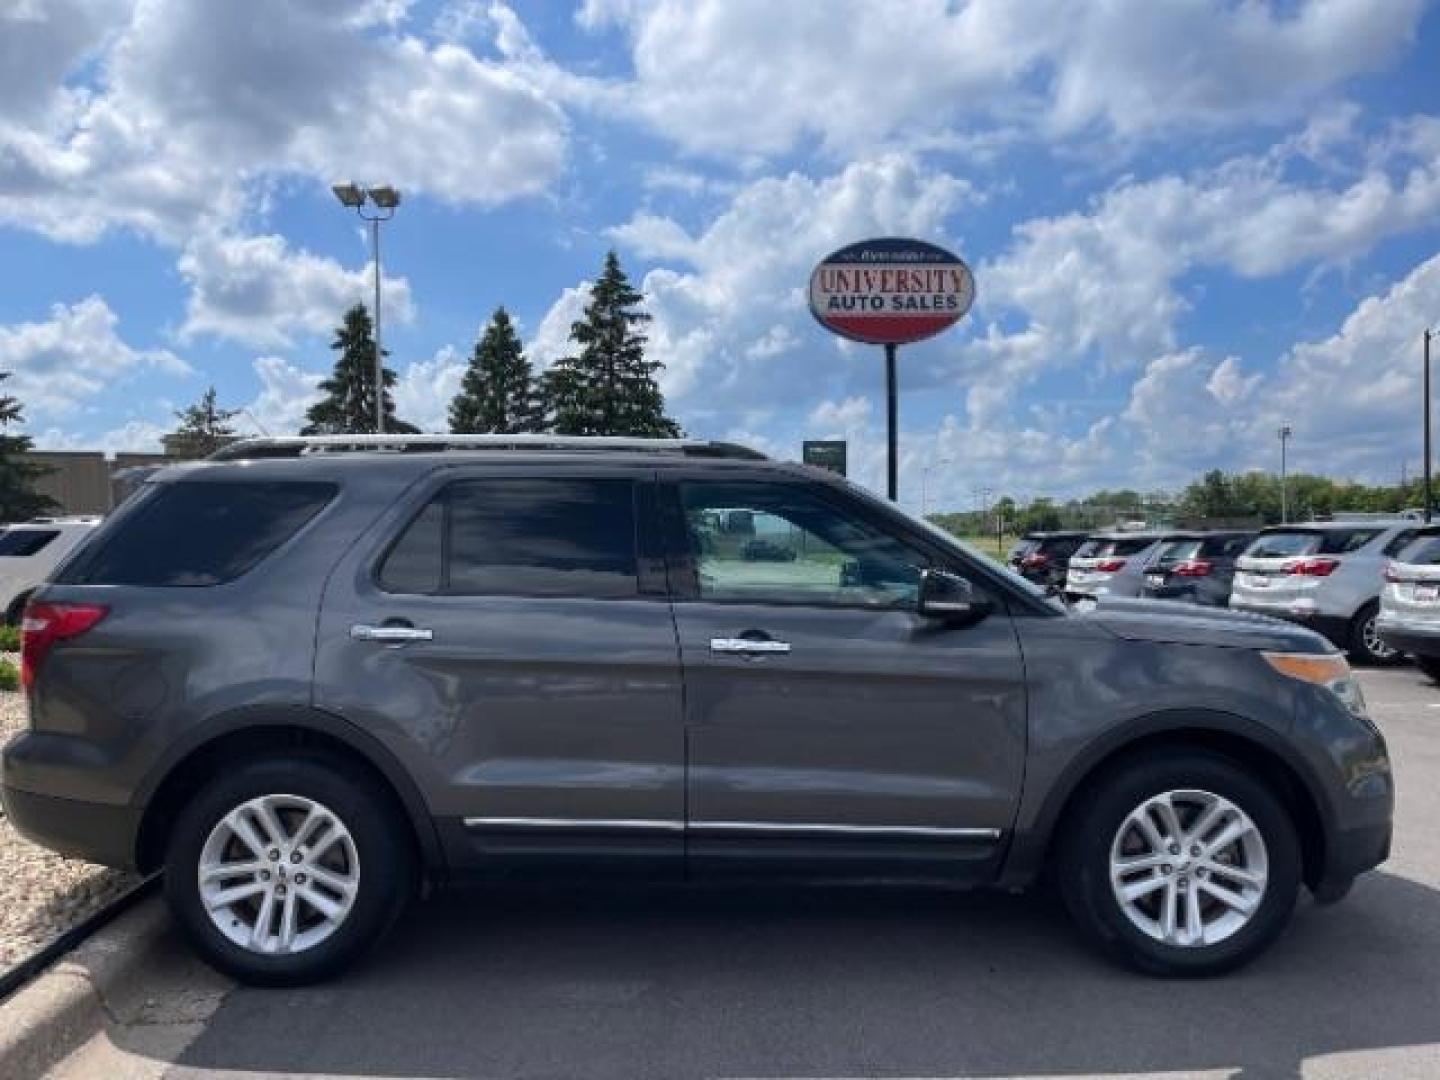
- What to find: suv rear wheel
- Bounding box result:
[1058,751,1300,976]
[1349,601,1401,666]
[162,751,414,985]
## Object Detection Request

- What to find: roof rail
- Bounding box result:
[208,434,768,462]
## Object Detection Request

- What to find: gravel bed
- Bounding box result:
[0,662,138,969]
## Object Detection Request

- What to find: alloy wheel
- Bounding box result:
[198,793,360,956]
[1362,614,1397,661]
[1109,788,1268,948]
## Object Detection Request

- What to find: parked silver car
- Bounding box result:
[1230,520,1420,665]
[1064,531,1168,601]
[1377,525,1440,680]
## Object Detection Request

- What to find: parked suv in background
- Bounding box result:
[2,436,1392,984]
[1141,531,1255,608]
[1378,525,1440,680]
[1063,531,1168,601]
[1231,521,1419,665]
[1009,530,1087,592]
[0,517,101,624]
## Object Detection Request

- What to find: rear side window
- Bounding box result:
[74,482,335,586]
[379,478,638,599]
[1203,534,1253,558]
[0,529,59,557]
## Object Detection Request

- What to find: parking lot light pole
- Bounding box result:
[1425,328,1434,523]
[332,182,401,434]
[1278,425,1292,523]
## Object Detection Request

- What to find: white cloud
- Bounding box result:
[32,419,168,455]
[0,0,568,243]
[177,231,415,348]
[0,296,190,420]
[242,356,323,437]
[576,0,1425,156]
[526,283,589,370]
[393,347,466,432]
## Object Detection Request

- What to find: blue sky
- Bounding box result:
[1,0,1438,513]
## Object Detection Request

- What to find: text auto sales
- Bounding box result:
[813,266,969,312]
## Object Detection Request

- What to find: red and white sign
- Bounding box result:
[808,238,975,346]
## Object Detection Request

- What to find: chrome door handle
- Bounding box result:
[351,624,434,643]
[710,637,791,655]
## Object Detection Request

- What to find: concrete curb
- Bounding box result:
[0,899,169,1079]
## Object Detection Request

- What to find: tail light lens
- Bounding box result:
[1174,560,1213,577]
[21,601,109,691]
[1095,559,1127,573]
[1385,562,1409,583]
[1020,553,1050,569]
[1288,557,1340,577]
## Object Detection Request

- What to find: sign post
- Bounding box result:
[808,238,974,501]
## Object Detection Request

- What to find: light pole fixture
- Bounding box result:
[332,181,402,433]
[1278,424,1292,523]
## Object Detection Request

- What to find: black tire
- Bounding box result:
[1057,750,1301,977]
[1415,655,1440,684]
[1349,602,1403,666]
[162,750,415,986]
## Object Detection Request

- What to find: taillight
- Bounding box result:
[1288,557,1340,577]
[1385,563,1409,583]
[1020,553,1050,569]
[1095,559,1127,573]
[1174,560,1213,577]
[21,601,109,692]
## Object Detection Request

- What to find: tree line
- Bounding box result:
[931,467,1433,538]
[295,249,680,439]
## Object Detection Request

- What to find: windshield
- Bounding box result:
[904,505,1059,607]
[1157,538,1203,562]
[1397,529,1440,566]
[1074,537,1156,559]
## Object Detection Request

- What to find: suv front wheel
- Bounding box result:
[1058,751,1301,976]
[163,751,414,985]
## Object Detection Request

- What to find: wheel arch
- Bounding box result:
[134,705,444,876]
[1003,709,1331,891]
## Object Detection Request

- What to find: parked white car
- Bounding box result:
[1063,531,1170,600]
[1377,526,1440,680]
[0,517,102,623]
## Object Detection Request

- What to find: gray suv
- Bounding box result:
[1,437,1393,984]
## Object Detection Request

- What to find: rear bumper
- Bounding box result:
[2,731,142,871]
[0,782,140,871]
[1375,618,1440,659]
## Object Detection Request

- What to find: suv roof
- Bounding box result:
[1257,520,1408,532]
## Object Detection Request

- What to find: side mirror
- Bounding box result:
[918,569,987,620]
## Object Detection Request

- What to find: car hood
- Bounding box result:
[1077,596,1333,653]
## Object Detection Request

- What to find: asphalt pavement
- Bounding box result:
[51,667,1440,1079]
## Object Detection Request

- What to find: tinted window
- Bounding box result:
[1157,539,1203,563]
[1382,529,1419,557]
[1036,536,1084,559]
[380,479,639,599]
[1203,534,1253,558]
[678,481,927,608]
[1397,529,1440,566]
[1076,537,1156,559]
[77,482,335,586]
[0,529,59,557]
[1246,528,1381,558]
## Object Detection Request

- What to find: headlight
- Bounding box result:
[1263,651,1368,718]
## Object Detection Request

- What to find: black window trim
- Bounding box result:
[372,473,659,602]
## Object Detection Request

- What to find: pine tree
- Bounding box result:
[449,307,539,434]
[302,304,418,435]
[166,385,239,457]
[0,373,55,522]
[546,251,681,437]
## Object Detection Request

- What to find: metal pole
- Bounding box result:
[885,342,898,501]
[1426,328,1433,523]
[1280,432,1287,523]
[371,216,385,434]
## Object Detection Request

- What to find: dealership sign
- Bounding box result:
[808,238,975,346]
